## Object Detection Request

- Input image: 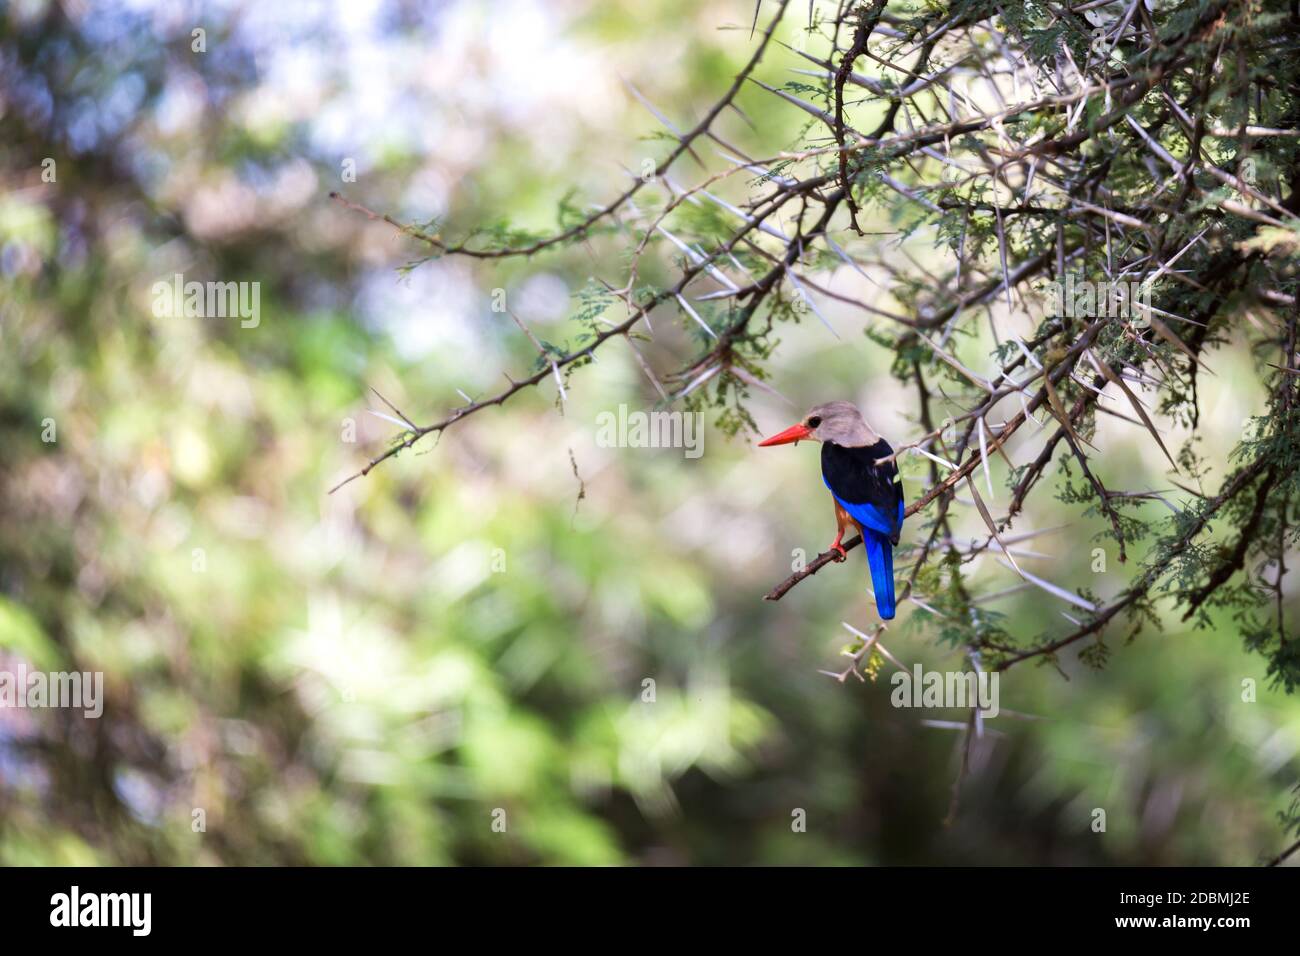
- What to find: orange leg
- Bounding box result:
[829,498,852,562]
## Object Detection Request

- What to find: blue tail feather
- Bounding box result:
[863,532,896,619]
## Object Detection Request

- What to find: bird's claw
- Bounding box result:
[828,543,848,562]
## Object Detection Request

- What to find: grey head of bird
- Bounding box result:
[758,400,880,448]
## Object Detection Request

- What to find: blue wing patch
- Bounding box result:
[829,489,901,620]
[828,488,897,538]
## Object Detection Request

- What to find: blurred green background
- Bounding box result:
[1,0,1297,865]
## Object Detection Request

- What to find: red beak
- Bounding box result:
[758,423,813,447]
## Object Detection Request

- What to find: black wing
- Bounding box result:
[821,439,904,544]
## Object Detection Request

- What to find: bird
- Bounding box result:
[759,401,905,619]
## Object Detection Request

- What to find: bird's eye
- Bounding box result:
[807,416,822,428]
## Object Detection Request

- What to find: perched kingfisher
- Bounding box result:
[759,401,905,619]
